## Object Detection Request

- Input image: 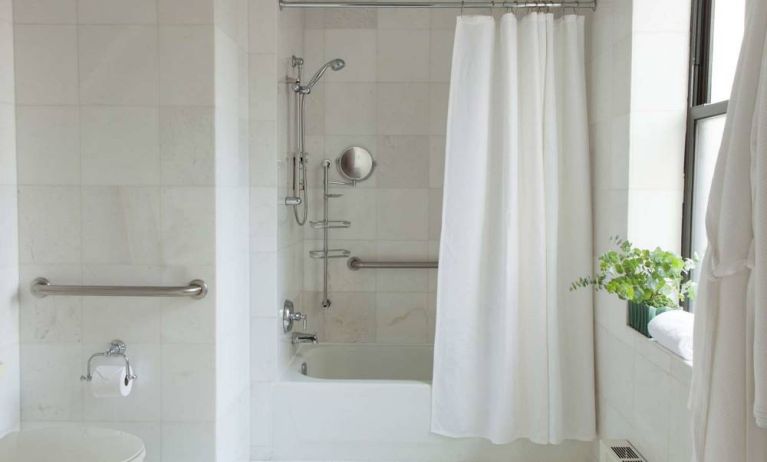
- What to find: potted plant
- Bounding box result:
[571,236,697,337]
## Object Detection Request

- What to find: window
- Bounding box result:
[682,0,746,309]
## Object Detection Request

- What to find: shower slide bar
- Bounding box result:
[347,257,438,270]
[280,0,596,10]
[30,278,208,299]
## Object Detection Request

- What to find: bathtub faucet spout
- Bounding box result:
[292,332,319,345]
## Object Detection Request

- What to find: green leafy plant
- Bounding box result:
[571,236,697,309]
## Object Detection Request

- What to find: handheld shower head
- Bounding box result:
[301,58,346,93]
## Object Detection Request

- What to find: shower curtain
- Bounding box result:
[431,13,595,444]
[690,0,767,460]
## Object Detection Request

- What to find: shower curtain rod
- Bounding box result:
[279,0,596,9]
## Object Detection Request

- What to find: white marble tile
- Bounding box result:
[428,83,449,135]
[16,106,80,186]
[249,53,278,122]
[376,292,429,344]
[251,251,278,318]
[79,26,159,105]
[161,344,214,421]
[376,30,429,82]
[375,135,429,188]
[77,0,158,24]
[595,326,635,421]
[162,422,215,462]
[160,106,215,186]
[322,8,376,29]
[81,294,161,345]
[248,0,277,54]
[20,344,83,421]
[13,0,77,24]
[324,83,376,135]
[250,187,278,252]
[0,105,15,186]
[249,120,278,187]
[429,9,457,30]
[80,107,160,186]
[376,188,428,240]
[319,292,375,342]
[375,241,427,292]
[429,29,453,83]
[159,25,215,105]
[18,186,81,265]
[632,353,671,462]
[81,187,162,264]
[249,382,272,447]
[14,25,78,105]
[377,9,429,29]
[160,187,215,266]
[159,0,213,24]
[324,29,376,83]
[250,318,278,382]
[0,22,14,105]
[377,83,429,135]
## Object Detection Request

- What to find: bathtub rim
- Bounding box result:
[283,342,435,385]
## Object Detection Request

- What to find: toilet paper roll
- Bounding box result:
[89,365,133,398]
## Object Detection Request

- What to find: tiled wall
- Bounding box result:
[248,0,305,458]
[12,1,249,461]
[588,1,694,461]
[0,0,19,438]
[214,1,251,461]
[298,8,457,344]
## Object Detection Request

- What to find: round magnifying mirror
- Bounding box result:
[336,146,375,183]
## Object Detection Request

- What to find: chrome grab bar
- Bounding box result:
[347,257,438,270]
[31,278,208,299]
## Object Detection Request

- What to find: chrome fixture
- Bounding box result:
[310,161,349,309]
[336,146,375,183]
[279,0,597,9]
[282,299,308,333]
[292,332,319,345]
[31,278,208,299]
[81,340,137,383]
[285,56,346,225]
[347,257,438,270]
[308,148,377,308]
[294,58,345,95]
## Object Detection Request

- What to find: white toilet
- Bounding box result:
[0,426,146,462]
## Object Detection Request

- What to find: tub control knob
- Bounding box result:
[282,299,308,333]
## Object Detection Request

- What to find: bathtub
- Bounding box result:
[272,344,593,462]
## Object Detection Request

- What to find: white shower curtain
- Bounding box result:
[690,0,767,460]
[432,13,595,444]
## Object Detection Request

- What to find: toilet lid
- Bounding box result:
[0,427,146,462]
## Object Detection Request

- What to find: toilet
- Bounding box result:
[0,426,146,462]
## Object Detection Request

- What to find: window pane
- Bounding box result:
[690,114,726,308]
[710,0,746,102]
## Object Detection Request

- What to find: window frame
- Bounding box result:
[682,0,729,309]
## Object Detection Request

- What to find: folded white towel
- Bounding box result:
[648,310,694,361]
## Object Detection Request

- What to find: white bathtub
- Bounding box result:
[272,344,593,462]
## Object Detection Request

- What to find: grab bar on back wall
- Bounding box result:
[30,278,208,299]
[347,257,438,270]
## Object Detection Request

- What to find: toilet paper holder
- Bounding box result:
[80,339,138,383]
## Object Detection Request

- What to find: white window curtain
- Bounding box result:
[690,0,767,459]
[432,13,595,444]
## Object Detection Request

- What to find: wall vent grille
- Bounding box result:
[599,439,647,462]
